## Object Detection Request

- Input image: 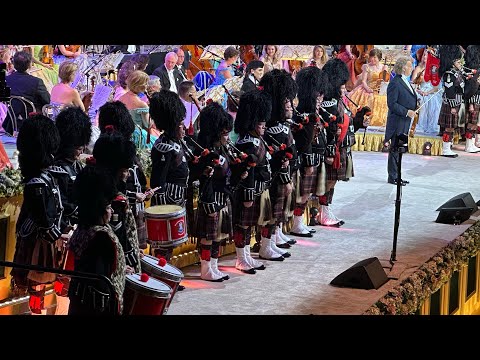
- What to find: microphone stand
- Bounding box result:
[82,52,110,91]
[390,135,407,265]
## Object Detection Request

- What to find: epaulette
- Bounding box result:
[47,165,69,175]
[266,124,284,135]
[154,141,174,153]
[26,177,46,186]
[321,99,337,108]
[237,134,260,147]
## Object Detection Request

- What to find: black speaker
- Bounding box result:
[435,207,473,225]
[330,257,388,290]
[436,192,478,213]
[435,192,477,224]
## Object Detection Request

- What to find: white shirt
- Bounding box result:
[401,74,414,94]
[167,69,178,93]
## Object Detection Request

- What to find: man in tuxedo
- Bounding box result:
[385,56,417,186]
[173,48,188,81]
[152,52,183,93]
[3,51,50,134]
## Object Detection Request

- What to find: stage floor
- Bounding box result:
[168,147,480,315]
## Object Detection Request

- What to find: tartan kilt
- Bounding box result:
[271,181,288,223]
[195,206,219,241]
[467,103,480,127]
[438,103,461,129]
[233,189,272,227]
[326,147,347,181]
[135,211,147,250]
[298,169,317,196]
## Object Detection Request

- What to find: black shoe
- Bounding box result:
[259,254,285,261]
[401,179,410,184]
[281,252,291,258]
[287,239,297,245]
[276,242,291,249]
[251,243,260,253]
[177,285,186,291]
[241,268,256,274]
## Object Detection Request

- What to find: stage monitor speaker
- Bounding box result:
[435,207,473,225]
[330,257,388,290]
[436,192,478,213]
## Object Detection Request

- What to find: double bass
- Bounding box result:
[239,45,258,65]
[181,45,215,77]
[352,45,374,76]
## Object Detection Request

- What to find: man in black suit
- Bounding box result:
[240,60,264,92]
[385,56,417,186]
[152,52,183,93]
[173,48,188,81]
[3,51,50,134]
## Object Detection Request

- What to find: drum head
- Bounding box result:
[141,255,185,281]
[126,274,172,298]
[145,205,184,218]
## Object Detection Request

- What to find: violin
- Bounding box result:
[41,45,54,65]
[66,45,81,53]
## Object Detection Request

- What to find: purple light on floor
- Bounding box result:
[294,239,321,247]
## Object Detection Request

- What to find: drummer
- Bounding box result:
[93,130,144,274]
[149,90,189,269]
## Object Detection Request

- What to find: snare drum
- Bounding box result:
[141,254,184,312]
[144,205,188,249]
[123,274,172,315]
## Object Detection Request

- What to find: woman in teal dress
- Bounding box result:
[118,70,158,149]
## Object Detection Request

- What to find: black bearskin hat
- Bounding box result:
[93,130,136,173]
[17,114,60,181]
[295,66,327,114]
[465,45,480,70]
[234,88,272,135]
[259,69,298,127]
[98,101,135,139]
[55,107,92,159]
[149,89,186,138]
[197,102,234,148]
[73,164,117,227]
[322,58,349,100]
[439,45,462,77]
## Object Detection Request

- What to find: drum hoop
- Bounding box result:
[126,275,172,299]
[141,255,185,281]
[144,206,186,219]
[146,236,188,249]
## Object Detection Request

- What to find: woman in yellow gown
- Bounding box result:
[348,48,389,127]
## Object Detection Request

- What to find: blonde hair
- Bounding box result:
[126,70,149,94]
[312,45,328,64]
[262,45,281,64]
[58,61,78,83]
